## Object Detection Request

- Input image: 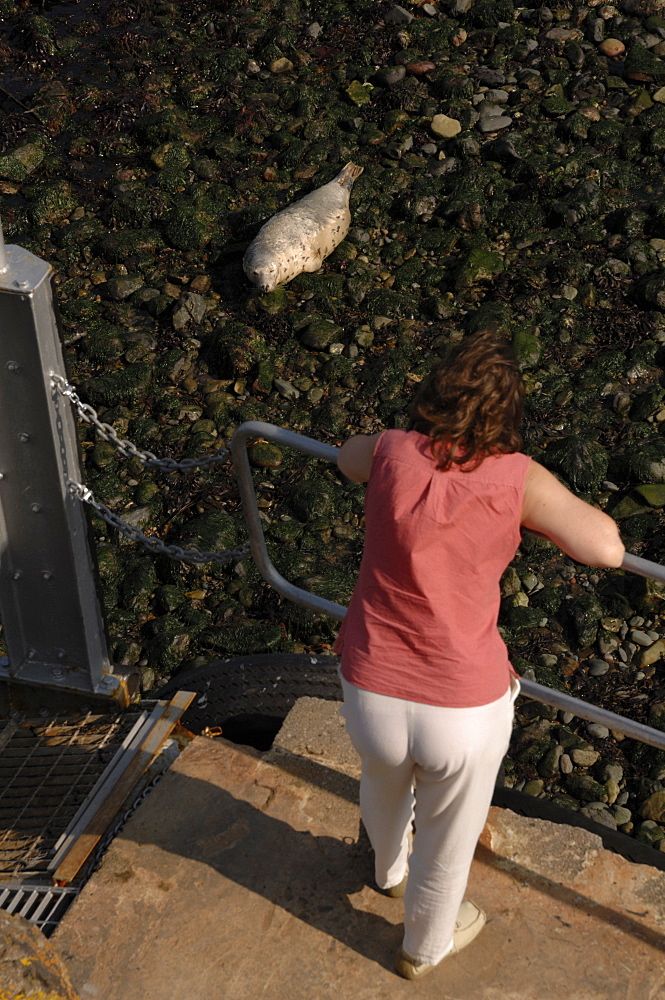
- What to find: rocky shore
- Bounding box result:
[1,0,665,850]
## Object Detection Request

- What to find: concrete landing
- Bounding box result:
[54,698,665,1000]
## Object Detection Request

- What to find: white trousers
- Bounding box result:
[340,674,519,965]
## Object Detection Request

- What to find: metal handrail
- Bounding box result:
[230,421,665,752]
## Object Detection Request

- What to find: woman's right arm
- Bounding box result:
[521,461,625,568]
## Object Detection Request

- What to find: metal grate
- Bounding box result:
[0,882,78,936]
[0,712,146,879]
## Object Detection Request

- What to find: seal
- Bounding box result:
[243,161,363,293]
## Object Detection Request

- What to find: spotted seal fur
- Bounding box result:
[243,161,363,293]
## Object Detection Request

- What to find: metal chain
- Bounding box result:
[69,481,251,565]
[52,373,233,472]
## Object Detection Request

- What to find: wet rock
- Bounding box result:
[99,276,145,301]
[640,639,665,668]
[172,292,207,330]
[0,142,45,181]
[269,57,294,73]
[249,442,283,467]
[345,80,373,106]
[571,747,600,767]
[301,319,344,349]
[599,38,626,56]
[374,65,406,87]
[385,5,414,23]
[477,115,512,133]
[455,248,504,288]
[640,790,665,821]
[565,774,609,802]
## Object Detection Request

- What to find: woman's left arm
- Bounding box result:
[337,433,382,482]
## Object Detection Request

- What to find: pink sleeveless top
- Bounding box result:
[335,430,531,708]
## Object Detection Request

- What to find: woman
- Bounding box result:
[335,332,624,980]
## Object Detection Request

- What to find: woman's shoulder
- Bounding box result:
[375,428,431,459]
[470,450,531,484]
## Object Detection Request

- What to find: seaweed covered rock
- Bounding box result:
[543,437,609,492]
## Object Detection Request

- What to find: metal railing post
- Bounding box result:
[230,421,347,620]
[0,228,132,707]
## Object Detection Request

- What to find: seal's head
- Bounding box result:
[243,250,280,293]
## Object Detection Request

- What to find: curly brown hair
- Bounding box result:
[408,331,524,471]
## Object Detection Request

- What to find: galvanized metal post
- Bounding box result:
[0,229,132,707]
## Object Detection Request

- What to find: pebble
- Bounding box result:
[477,116,512,133]
[273,378,299,400]
[629,616,645,627]
[580,805,617,829]
[640,639,665,667]
[375,65,406,87]
[630,629,653,646]
[589,659,610,676]
[587,723,610,739]
[405,61,436,75]
[269,57,294,73]
[654,86,665,103]
[612,805,632,825]
[598,635,619,655]
[571,747,600,766]
[485,89,509,103]
[475,67,506,86]
[431,114,462,138]
[385,4,413,23]
[478,102,505,118]
[599,38,626,56]
[598,762,623,782]
[560,753,573,774]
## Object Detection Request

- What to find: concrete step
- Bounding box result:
[54,697,665,1000]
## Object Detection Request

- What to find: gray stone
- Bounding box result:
[477,116,512,133]
[485,89,509,103]
[560,753,573,774]
[630,629,654,646]
[580,805,618,830]
[384,4,414,23]
[588,659,610,676]
[172,292,207,330]
[375,65,406,87]
[301,319,343,349]
[612,805,632,825]
[478,102,505,118]
[598,634,619,656]
[597,762,623,782]
[587,724,610,739]
[571,747,600,767]
[273,378,300,400]
[100,276,145,301]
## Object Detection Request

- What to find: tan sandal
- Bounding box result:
[394,900,486,980]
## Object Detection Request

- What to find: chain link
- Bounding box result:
[69,480,250,565]
[52,373,233,472]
